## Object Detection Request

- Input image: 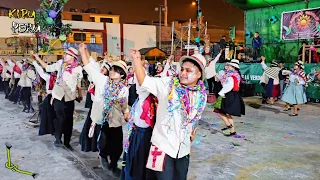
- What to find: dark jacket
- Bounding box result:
[252,37,262,49]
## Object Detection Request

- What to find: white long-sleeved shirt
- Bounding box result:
[141,76,207,159]
[133,73,151,128]
[218,77,234,97]
[1,60,12,79]
[83,63,129,127]
[205,53,221,79]
[161,61,180,77]
[19,69,36,87]
[7,60,22,79]
[33,61,51,94]
[282,70,306,85]
[45,60,83,101]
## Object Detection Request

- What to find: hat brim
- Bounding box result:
[64,50,78,59]
[112,61,127,75]
[180,56,205,81]
[227,62,240,69]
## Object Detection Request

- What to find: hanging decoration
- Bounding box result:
[269,16,278,24]
[35,0,72,41]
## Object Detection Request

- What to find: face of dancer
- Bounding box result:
[109,66,123,81]
[179,61,201,86]
[227,65,235,71]
[294,65,300,70]
[128,67,134,73]
[224,64,229,70]
[157,65,163,72]
[144,61,149,69]
[101,67,109,76]
[64,54,74,63]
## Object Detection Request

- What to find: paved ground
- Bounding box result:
[0,92,320,180]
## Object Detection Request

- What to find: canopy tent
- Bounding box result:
[226,0,304,10]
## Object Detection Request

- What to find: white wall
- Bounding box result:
[106,23,121,57]
[123,24,156,60]
[0,16,35,37]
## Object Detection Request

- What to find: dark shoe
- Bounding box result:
[283,108,291,111]
[25,110,30,113]
[221,125,233,131]
[64,144,74,151]
[54,141,62,147]
[289,114,298,116]
[99,156,109,170]
[22,108,27,112]
[225,132,237,137]
[13,102,17,104]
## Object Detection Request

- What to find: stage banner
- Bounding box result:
[214,63,320,100]
[281,7,320,40]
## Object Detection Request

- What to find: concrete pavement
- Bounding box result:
[0,92,320,180]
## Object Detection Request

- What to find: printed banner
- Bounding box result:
[214,63,320,100]
[281,7,320,40]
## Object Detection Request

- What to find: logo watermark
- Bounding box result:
[9,8,40,33]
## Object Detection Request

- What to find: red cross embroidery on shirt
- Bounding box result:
[151,147,162,168]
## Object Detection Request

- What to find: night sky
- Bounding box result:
[0,0,244,30]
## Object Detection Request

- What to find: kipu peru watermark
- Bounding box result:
[9,9,41,33]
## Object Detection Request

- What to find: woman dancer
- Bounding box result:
[281,61,307,116]
[79,54,110,152]
[79,44,129,176]
[121,57,157,180]
[213,59,245,136]
[30,52,57,135]
[20,59,36,113]
[260,56,281,104]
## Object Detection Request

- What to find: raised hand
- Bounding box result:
[130,49,141,60]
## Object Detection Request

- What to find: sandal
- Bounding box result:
[225,132,237,137]
[283,108,291,111]
[221,125,233,131]
[289,114,298,116]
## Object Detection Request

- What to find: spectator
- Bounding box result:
[252,32,262,61]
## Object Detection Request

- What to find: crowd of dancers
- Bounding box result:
[0,43,307,179]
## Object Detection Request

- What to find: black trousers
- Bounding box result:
[9,78,19,101]
[98,124,123,171]
[0,78,3,91]
[207,77,215,94]
[22,87,32,110]
[157,155,190,180]
[53,98,75,145]
[4,79,11,98]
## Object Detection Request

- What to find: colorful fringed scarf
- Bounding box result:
[168,78,207,129]
[220,69,241,85]
[101,80,126,124]
[124,99,139,153]
[62,60,80,74]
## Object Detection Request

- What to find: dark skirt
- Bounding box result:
[85,92,93,109]
[214,91,245,117]
[128,85,138,107]
[121,126,155,180]
[39,94,56,135]
[79,109,99,152]
[213,80,223,96]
